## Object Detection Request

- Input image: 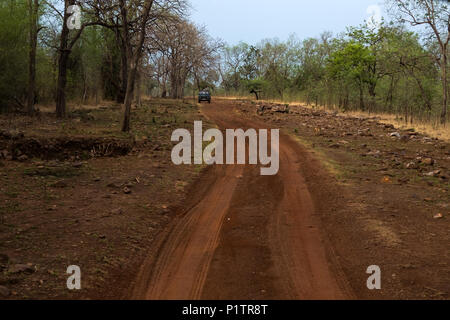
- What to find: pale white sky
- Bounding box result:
[189,0,386,44]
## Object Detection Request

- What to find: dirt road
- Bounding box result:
[131,101,351,300]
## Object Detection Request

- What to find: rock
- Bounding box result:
[425,170,441,177]
[50,181,68,188]
[111,208,123,215]
[72,162,83,168]
[422,158,434,166]
[406,162,417,169]
[107,182,121,189]
[390,132,401,138]
[18,154,28,161]
[123,187,132,194]
[400,135,410,142]
[0,285,11,297]
[9,264,35,274]
[367,150,381,158]
[433,213,443,219]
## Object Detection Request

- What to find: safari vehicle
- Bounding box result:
[198,91,211,103]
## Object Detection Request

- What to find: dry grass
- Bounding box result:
[338,110,450,142]
[221,95,450,142]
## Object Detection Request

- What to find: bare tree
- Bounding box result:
[148,17,221,99]
[390,0,449,123]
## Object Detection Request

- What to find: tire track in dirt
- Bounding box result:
[132,100,351,300]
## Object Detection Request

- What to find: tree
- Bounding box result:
[27,0,40,115]
[119,0,155,132]
[0,0,28,111]
[391,0,449,123]
[53,0,104,118]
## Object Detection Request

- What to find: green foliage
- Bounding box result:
[220,21,446,123]
[0,0,28,110]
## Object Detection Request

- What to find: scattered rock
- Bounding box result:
[367,150,381,158]
[400,135,410,142]
[50,181,68,188]
[406,162,417,169]
[111,208,123,215]
[422,158,434,166]
[72,162,83,168]
[107,182,122,189]
[424,170,441,177]
[123,187,132,194]
[8,264,35,274]
[18,154,29,161]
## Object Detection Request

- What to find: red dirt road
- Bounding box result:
[131,101,351,300]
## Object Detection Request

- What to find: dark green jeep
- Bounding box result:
[198,91,211,103]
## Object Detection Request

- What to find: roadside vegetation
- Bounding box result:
[219,0,449,128]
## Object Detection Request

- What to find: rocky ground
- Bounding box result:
[0,99,211,299]
[0,98,448,300]
[237,100,450,299]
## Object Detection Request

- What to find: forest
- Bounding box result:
[0,0,448,130]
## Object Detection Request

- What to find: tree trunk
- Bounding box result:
[359,81,365,111]
[27,0,38,115]
[121,0,154,132]
[441,53,448,124]
[56,49,70,118]
[55,0,73,118]
[135,69,142,108]
[117,41,128,103]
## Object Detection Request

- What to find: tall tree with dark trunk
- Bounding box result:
[119,0,155,132]
[27,0,39,115]
[54,0,101,118]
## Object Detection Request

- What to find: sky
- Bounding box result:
[189,0,386,45]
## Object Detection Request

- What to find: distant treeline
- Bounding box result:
[0,0,448,129]
[0,0,221,131]
[219,0,449,125]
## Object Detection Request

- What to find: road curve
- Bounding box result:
[131,100,350,300]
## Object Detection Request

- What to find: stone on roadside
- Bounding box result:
[123,187,132,194]
[111,208,123,215]
[9,264,35,274]
[18,154,28,161]
[50,181,68,188]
